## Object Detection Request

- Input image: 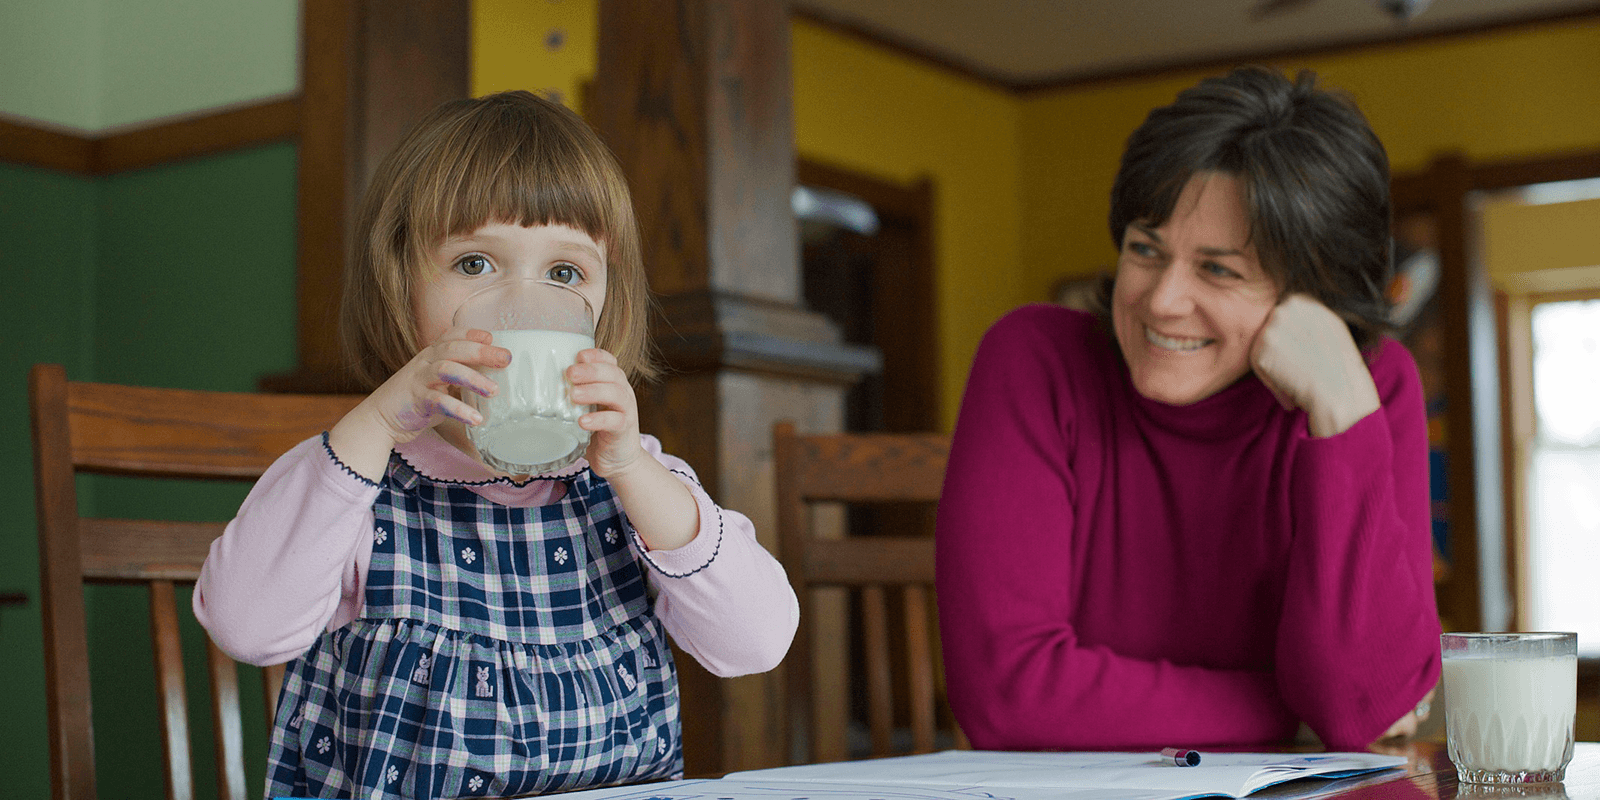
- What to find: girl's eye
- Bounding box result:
[546,264,581,285]
[455,255,493,276]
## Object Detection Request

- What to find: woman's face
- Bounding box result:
[1112,172,1280,406]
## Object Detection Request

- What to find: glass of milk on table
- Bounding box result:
[454,279,594,475]
[1443,632,1577,785]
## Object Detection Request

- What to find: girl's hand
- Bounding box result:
[1250,294,1381,438]
[569,348,646,479]
[329,328,509,480]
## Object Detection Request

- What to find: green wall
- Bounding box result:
[0,142,299,797]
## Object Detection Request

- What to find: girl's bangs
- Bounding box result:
[413,135,620,265]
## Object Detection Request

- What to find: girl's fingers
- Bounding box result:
[575,347,619,366]
[569,380,635,412]
[579,409,628,431]
[433,337,511,368]
[434,359,498,398]
[567,359,629,387]
[428,390,483,426]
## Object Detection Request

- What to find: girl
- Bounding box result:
[195,91,799,799]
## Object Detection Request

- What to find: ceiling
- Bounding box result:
[792,0,1600,90]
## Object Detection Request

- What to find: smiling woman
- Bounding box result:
[936,66,1441,754]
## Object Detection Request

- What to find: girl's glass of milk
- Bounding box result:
[454,279,595,475]
[1443,632,1577,784]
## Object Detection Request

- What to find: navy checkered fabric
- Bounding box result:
[265,455,682,799]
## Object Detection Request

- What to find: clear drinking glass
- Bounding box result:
[454,279,594,475]
[1443,632,1578,785]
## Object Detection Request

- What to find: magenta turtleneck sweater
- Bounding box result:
[936,305,1441,752]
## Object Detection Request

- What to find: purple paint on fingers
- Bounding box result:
[441,372,492,397]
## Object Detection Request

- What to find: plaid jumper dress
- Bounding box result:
[265,452,682,799]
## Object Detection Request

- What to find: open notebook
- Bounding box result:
[523,749,1408,800]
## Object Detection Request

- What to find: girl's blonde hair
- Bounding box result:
[341,90,658,389]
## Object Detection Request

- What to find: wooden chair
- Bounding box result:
[29,363,362,800]
[773,420,966,765]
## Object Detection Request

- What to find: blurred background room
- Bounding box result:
[2,0,1599,795]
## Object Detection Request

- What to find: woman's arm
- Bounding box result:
[631,437,799,678]
[937,307,1300,750]
[193,435,380,666]
[1272,340,1442,749]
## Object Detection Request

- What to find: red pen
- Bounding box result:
[1160,748,1202,767]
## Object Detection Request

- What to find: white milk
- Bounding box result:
[1444,653,1576,778]
[468,329,594,471]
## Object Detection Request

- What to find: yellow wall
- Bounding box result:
[473,3,1600,429]
[472,0,597,111]
[791,20,1021,430]
[1483,197,1600,292]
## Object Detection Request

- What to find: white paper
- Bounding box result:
[545,751,1406,800]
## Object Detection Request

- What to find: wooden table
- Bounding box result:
[1283,740,1600,799]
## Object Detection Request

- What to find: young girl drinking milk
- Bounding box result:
[195,91,799,799]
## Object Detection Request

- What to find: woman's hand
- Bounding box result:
[1375,686,1437,743]
[569,348,646,479]
[329,327,509,480]
[1250,294,1381,438]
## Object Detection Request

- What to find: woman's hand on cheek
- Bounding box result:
[569,348,644,479]
[1249,293,1381,438]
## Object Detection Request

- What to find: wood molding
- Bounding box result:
[1392,147,1600,208]
[0,98,299,176]
[0,118,95,173]
[794,4,1600,96]
[96,98,299,174]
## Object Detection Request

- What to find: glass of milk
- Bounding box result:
[1443,632,1577,785]
[454,279,595,475]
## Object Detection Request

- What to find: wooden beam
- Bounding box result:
[280,0,470,388]
[593,0,873,775]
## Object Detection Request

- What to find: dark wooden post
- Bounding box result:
[1427,152,1506,633]
[268,0,470,392]
[592,0,877,774]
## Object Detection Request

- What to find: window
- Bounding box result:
[1526,298,1600,654]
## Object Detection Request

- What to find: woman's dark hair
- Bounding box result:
[1109,66,1394,349]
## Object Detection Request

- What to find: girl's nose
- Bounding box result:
[1147,262,1196,317]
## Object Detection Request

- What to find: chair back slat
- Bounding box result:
[67,380,354,478]
[207,638,248,800]
[29,363,363,800]
[786,433,948,503]
[263,663,287,730]
[774,421,961,766]
[861,585,893,757]
[80,519,226,581]
[150,579,195,800]
[803,537,935,586]
[903,585,936,754]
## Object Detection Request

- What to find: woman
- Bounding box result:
[936,66,1439,752]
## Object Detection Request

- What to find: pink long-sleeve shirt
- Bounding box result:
[936,305,1441,752]
[195,430,798,677]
